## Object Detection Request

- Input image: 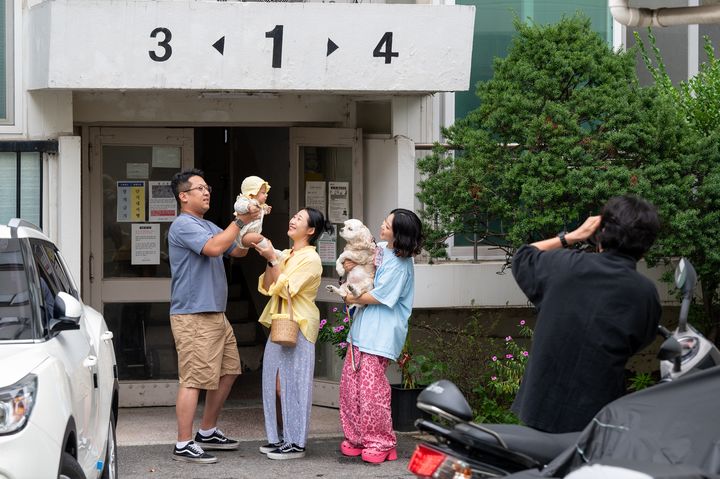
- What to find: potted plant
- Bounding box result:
[392,342,447,432]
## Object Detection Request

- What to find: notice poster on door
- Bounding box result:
[305,181,326,216]
[317,229,337,265]
[328,182,349,223]
[149,181,177,222]
[117,181,146,222]
[131,223,160,265]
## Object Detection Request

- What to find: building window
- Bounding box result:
[0,142,58,227]
[0,0,12,123]
[455,0,612,120]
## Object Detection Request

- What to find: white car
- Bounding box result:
[0,219,118,479]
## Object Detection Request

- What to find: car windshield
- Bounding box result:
[0,238,38,341]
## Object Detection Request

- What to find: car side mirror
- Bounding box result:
[49,292,82,333]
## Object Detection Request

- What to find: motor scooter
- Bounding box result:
[408,258,720,479]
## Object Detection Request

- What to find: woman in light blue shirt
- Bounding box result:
[338,208,423,464]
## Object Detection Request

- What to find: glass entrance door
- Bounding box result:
[86,128,193,383]
[289,128,362,402]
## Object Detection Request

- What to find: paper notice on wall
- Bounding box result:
[117,181,146,222]
[126,163,149,179]
[305,181,326,216]
[317,229,337,265]
[328,182,349,223]
[149,181,177,222]
[131,223,160,265]
[152,146,182,168]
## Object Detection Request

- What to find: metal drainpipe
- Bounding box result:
[609,0,720,27]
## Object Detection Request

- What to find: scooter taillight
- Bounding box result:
[408,444,447,477]
[408,444,473,478]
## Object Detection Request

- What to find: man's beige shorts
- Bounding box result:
[170,313,241,390]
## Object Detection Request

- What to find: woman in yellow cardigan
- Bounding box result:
[253,207,333,460]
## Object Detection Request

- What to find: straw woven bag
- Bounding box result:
[270,285,298,347]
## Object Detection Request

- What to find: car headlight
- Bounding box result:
[0,374,37,435]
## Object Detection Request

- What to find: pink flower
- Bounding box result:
[505,354,513,359]
[333,325,345,333]
[491,376,497,381]
[343,317,350,323]
[519,320,526,326]
[491,356,498,362]
[339,342,348,348]
[505,336,512,342]
[332,307,338,313]
[319,319,327,328]
[522,351,529,357]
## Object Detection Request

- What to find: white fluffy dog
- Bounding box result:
[326,219,376,302]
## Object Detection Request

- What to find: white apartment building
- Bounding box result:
[1,0,710,404]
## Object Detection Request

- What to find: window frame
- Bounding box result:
[0,140,58,228]
[0,0,21,131]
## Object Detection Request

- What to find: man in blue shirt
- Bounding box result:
[168,168,259,464]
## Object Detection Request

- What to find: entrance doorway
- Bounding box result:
[83,126,361,406]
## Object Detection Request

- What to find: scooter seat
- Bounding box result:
[454,422,581,465]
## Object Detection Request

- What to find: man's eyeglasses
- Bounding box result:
[182,185,212,194]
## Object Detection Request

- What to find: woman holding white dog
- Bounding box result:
[339,208,423,463]
[253,207,333,460]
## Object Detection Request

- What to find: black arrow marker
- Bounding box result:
[213,36,225,55]
[327,38,339,57]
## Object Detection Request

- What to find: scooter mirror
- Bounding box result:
[657,336,682,361]
[674,258,697,297]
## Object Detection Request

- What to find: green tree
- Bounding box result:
[418,15,688,260]
[636,31,720,341]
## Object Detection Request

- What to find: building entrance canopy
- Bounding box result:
[29,0,475,93]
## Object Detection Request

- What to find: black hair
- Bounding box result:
[304,207,334,246]
[389,208,424,258]
[596,195,660,260]
[171,168,205,206]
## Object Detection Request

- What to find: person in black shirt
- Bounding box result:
[511,195,662,433]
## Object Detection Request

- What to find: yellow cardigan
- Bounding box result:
[258,245,322,343]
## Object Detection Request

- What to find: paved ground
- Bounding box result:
[117,400,421,478]
[119,437,418,478]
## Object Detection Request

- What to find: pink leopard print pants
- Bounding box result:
[339,346,396,452]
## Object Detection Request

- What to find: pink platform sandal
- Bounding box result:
[361,447,398,463]
[340,440,363,457]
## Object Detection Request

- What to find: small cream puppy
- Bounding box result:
[326,219,376,301]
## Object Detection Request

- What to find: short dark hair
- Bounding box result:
[171,168,205,205]
[390,208,424,258]
[596,195,660,260]
[304,207,334,246]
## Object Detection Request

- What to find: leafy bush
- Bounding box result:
[414,312,532,423]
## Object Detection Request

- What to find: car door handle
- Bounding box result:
[83,356,98,368]
[101,331,114,343]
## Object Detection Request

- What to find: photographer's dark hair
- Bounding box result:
[390,208,424,258]
[304,207,334,246]
[171,168,205,204]
[596,195,660,260]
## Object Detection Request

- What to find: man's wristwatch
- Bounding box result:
[557,232,569,248]
[268,258,280,268]
[234,217,245,229]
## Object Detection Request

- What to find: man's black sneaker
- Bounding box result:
[259,441,285,454]
[267,442,306,460]
[172,441,217,464]
[194,429,240,450]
